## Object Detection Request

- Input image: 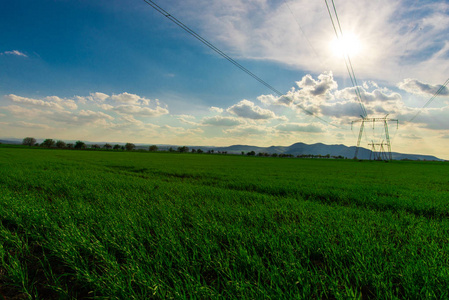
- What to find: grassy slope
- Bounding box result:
[0,146,448,299]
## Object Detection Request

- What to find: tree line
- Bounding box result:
[22,137,346,159]
[22,137,202,153]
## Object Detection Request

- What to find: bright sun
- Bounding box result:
[330,33,362,58]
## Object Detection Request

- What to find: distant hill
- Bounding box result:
[0,139,21,144]
[212,142,442,161]
[0,138,442,161]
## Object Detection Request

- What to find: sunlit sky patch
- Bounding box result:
[0,0,448,159]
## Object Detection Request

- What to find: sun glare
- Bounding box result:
[330,33,362,58]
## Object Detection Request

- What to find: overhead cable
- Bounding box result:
[141,0,340,128]
[282,0,324,68]
[408,77,449,122]
[324,0,368,118]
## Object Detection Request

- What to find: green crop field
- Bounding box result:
[0,145,448,299]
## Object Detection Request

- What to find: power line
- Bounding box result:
[141,0,340,127]
[408,77,449,122]
[282,0,324,68]
[324,0,368,118]
[396,0,420,82]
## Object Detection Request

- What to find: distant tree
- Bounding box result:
[197,149,203,154]
[169,147,175,152]
[113,144,121,150]
[91,144,100,150]
[247,151,256,156]
[103,143,112,150]
[56,140,66,148]
[271,153,278,157]
[67,143,74,149]
[74,141,86,149]
[22,137,37,147]
[125,143,135,151]
[191,149,196,153]
[149,145,158,152]
[35,143,40,147]
[241,151,245,155]
[42,139,55,148]
[177,146,189,153]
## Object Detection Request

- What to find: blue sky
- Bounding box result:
[1,0,448,159]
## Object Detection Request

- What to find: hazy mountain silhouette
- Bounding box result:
[1,138,442,161]
[213,142,442,161]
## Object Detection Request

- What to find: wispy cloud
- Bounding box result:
[1,50,27,57]
[398,78,449,96]
[223,125,272,137]
[13,121,50,130]
[202,115,244,126]
[174,0,449,84]
[113,105,169,117]
[276,123,324,133]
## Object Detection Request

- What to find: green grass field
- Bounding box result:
[0,145,448,299]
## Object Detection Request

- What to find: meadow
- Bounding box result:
[0,145,448,299]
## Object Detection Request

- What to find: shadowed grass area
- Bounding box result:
[1,146,448,299]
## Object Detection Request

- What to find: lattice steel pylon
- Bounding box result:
[351,115,398,160]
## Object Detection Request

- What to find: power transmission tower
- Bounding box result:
[351,115,398,160]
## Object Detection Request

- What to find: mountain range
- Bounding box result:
[1,138,443,161]
[157,142,442,161]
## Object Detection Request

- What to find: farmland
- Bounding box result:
[0,145,448,299]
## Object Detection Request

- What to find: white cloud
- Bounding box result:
[336,87,402,103]
[202,115,244,126]
[97,103,114,110]
[113,105,169,117]
[75,92,109,103]
[296,72,338,97]
[6,94,64,110]
[0,105,42,118]
[1,50,27,57]
[44,96,78,110]
[91,92,110,102]
[264,73,409,121]
[209,106,224,113]
[227,99,276,119]
[268,72,339,113]
[5,94,79,110]
[257,94,278,106]
[110,92,151,105]
[177,114,198,125]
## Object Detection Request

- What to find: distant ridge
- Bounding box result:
[0,138,442,161]
[212,142,442,161]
